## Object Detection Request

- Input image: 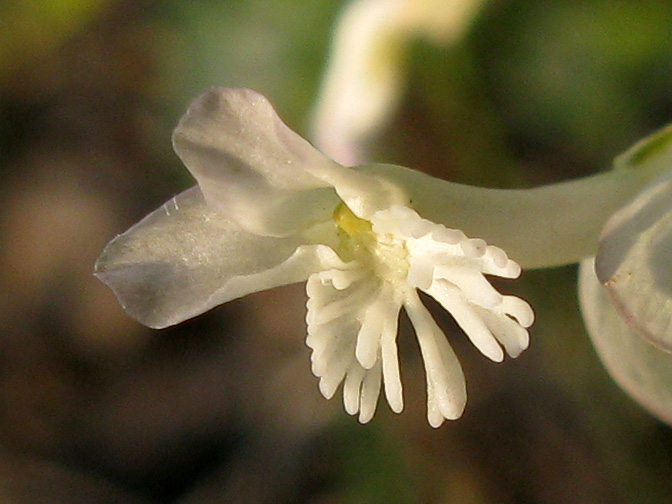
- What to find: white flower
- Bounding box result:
[95,87,536,427]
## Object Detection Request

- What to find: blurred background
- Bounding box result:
[2,0,672,502]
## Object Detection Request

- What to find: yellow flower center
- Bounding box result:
[333,203,409,283]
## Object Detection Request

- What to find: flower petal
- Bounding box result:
[594,173,672,351]
[95,186,342,328]
[579,258,672,425]
[172,87,341,237]
[358,153,672,268]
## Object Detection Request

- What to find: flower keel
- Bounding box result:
[307,203,533,426]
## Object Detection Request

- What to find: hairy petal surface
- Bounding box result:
[579,258,672,426]
[172,87,341,237]
[95,187,342,329]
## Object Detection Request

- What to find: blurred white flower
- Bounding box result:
[312,0,486,164]
[95,87,534,427]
